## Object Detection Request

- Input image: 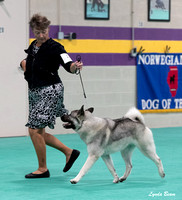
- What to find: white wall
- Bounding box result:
[0,0,29,137]
[30,0,182,29]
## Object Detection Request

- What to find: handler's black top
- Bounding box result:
[24,38,72,89]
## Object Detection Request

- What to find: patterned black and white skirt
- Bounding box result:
[26,83,68,129]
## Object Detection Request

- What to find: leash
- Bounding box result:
[76,55,87,99]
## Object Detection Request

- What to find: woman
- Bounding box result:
[20,14,83,178]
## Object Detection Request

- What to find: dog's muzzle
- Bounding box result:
[61,115,76,130]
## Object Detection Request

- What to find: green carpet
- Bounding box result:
[0,127,181,200]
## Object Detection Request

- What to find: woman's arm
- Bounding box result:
[20,59,26,72]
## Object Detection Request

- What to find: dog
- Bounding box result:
[62,106,165,184]
[170,75,175,84]
[155,0,166,9]
[91,0,105,12]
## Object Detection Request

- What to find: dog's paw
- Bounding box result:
[70,179,78,184]
[119,177,126,182]
[113,177,119,183]
[159,169,165,178]
[161,172,165,178]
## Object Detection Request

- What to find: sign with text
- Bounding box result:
[137,53,182,113]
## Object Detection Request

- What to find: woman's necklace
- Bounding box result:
[33,41,40,55]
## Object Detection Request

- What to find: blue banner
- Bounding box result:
[137,53,182,113]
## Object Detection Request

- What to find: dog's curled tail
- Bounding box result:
[124,107,145,124]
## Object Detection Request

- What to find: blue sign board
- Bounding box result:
[137,53,182,112]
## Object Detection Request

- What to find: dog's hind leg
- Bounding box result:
[119,144,135,182]
[137,127,165,178]
[102,155,119,183]
[70,155,99,184]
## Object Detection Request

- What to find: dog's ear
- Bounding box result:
[86,107,94,113]
[78,105,84,116]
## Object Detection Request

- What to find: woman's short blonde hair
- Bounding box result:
[29,14,51,30]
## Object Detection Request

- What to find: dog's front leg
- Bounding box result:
[102,155,119,183]
[70,154,99,184]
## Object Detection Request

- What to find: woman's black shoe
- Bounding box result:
[25,170,50,178]
[63,149,80,172]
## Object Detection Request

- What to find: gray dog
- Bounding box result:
[62,106,165,184]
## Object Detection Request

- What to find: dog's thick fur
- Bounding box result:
[62,106,165,184]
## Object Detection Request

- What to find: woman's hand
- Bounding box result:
[70,61,83,74]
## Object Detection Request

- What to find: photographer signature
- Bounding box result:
[148,191,176,198]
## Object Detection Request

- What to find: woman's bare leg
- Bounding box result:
[44,132,72,163]
[29,128,47,174]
